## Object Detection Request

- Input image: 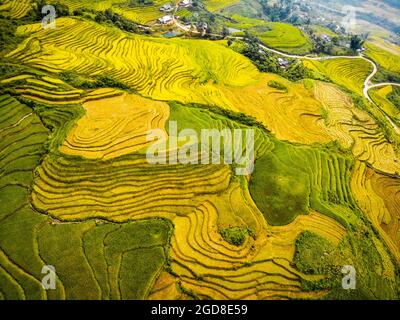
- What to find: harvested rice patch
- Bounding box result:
[270,211,346,250]
[351,161,400,263]
[60,93,170,160]
[365,38,400,74]
[148,272,192,300]
[170,200,326,300]
[314,82,400,175]
[304,58,372,96]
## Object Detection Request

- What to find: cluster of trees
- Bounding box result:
[220,227,250,246]
[268,80,288,92]
[59,71,129,90]
[310,33,336,55]
[34,0,70,19]
[260,0,296,22]
[387,86,400,109]
[309,31,364,55]
[238,32,313,82]
[350,35,364,51]
[374,68,400,84]
[94,8,141,33]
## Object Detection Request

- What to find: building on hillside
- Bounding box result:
[179,0,192,8]
[160,3,173,12]
[158,15,173,24]
[227,27,241,35]
[278,58,289,68]
[320,33,332,42]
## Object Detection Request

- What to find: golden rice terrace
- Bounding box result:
[0,0,399,301]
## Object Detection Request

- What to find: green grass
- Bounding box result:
[227,14,313,54]
[249,141,355,226]
[295,230,400,300]
[294,231,335,275]
[119,246,165,299]
[0,94,172,300]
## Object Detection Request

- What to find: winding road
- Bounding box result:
[171,10,400,133]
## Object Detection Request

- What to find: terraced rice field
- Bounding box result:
[0,4,400,300]
[57,0,173,24]
[370,85,400,126]
[6,18,331,145]
[0,0,33,18]
[0,94,171,299]
[365,38,400,74]
[7,18,259,102]
[313,82,400,175]
[250,140,356,226]
[0,73,123,105]
[351,161,400,263]
[304,58,372,96]
[227,14,313,54]
[204,0,241,12]
[60,93,170,160]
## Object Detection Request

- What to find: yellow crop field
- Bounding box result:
[304,58,372,96]
[1,3,400,302]
[370,85,400,124]
[169,201,329,300]
[228,14,313,54]
[60,93,170,160]
[351,161,400,263]
[0,0,33,18]
[8,18,259,101]
[313,82,400,175]
[204,0,240,12]
[1,73,122,105]
[365,38,400,73]
[31,153,232,221]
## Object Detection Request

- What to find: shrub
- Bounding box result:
[268,80,287,91]
[220,227,249,246]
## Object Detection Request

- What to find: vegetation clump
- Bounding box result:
[387,86,400,109]
[59,71,130,90]
[294,231,335,275]
[237,33,314,81]
[220,227,249,246]
[268,80,287,91]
